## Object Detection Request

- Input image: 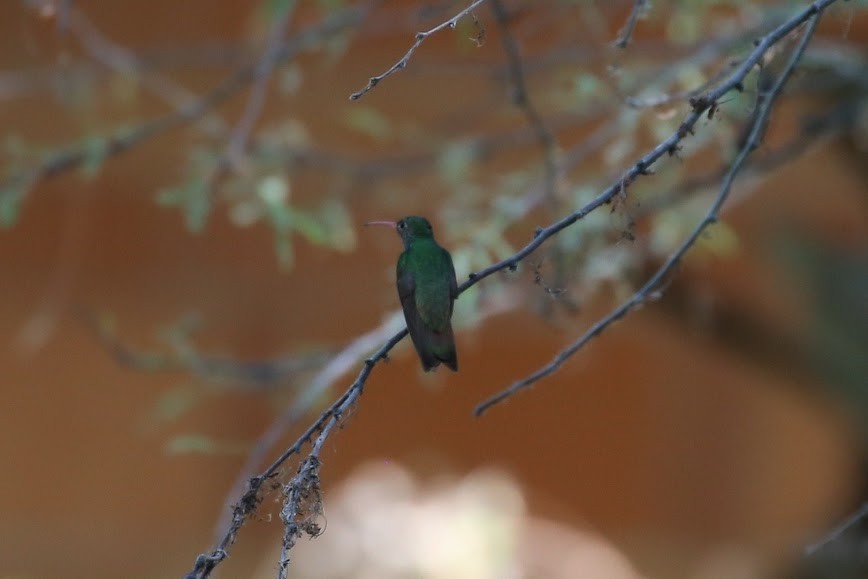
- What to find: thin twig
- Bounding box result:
[77,306,332,387]
[65,6,227,137]
[185,329,407,579]
[349,0,489,100]
[475,3,827,416]
[217,1,297,177]
[490,0,568,311]
[211,312,406,540]
[490,0,558,210]
[804,502,868,556]
[614,0,648,48]
[277,419,334,578]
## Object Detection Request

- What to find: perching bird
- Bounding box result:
[366,216,458,372]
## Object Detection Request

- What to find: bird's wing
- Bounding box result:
[397,255,438,371]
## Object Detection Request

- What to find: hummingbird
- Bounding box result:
[366,216,458,372]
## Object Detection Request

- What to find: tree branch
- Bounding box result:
[214,1,297,180]
[0,6,365,218]
[614,0,649,49]
[349,0,489,100]
[475,2,828,416]
[805,501,868,556]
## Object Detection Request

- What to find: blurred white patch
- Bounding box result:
[264,461,644,579]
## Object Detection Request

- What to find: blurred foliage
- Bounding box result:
[777,235,868,437]
[1,0,865,335]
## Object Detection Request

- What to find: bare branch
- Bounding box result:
[210,312,405,540]
[475,3,827,416]
[490,0,559,211]
[0,6,366,215]
[77,307,332,387]
[805,502,868,556]
[349,0,489,100]
[614,0,649,49]
[64,6,226,137]
[277,414,333,577]
[217,1,297,177]
[184,328,407,579]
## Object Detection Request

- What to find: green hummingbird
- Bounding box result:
[366,216,458,372]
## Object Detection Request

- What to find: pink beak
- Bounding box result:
[364,220,397,228]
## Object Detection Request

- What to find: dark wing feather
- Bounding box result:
[397,255,439,371]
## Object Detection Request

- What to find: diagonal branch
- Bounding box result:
[490,0,559,210]
[210,311,405,540]
[349,0,489,100]
[804,501,868,556]
[614,0,649,49]
[474,5,826,416]
[184,328,407,579]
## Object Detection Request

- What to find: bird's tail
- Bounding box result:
[429,325,458,372]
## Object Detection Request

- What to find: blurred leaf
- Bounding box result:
[287,207,328,245]
[318,198,356,252]
[80,135,109,179]
[603,135,635,168]
[228,200,263,227]
[676,64,707,96]
[697,222,741,257]
[573,72,604,106]
[0,191,21,228]
[279,63,304,95]
[273,226,294,269]
[649,209,687,255]
[151,385,201,425]
[166,434,249,456]
[777,237,868,432]
[257,174,290,205]
[108,72,141,106]
[345,106,392,140]
[166,434,218,455]
[438,140,477,185]
[3,134,28,166]
[316,0,346,10]
[257,175,294,267]
[157,175,211,232]
[667,5,703,45]
[322,29,352,63]
[264,0,296,19]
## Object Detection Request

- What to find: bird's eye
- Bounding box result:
[397,221,406,229]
